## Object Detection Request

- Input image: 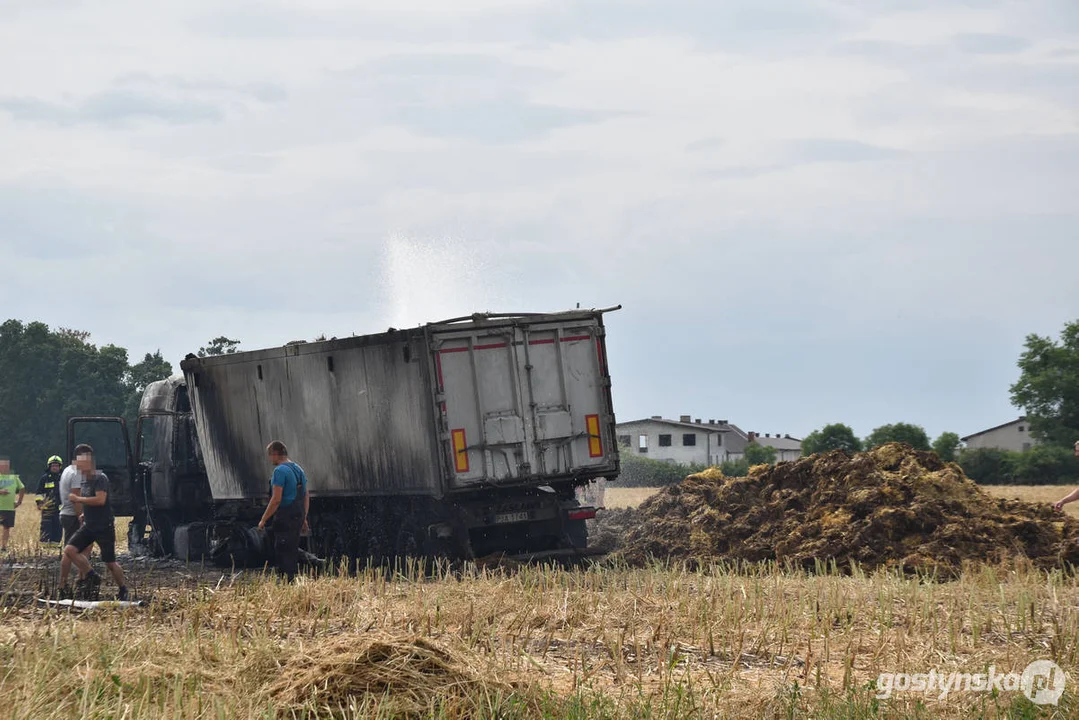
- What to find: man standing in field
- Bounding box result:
[0,456,26,553]
[62,445,128,600]
[258,440,308,582]
[58,454,83,548]
[58,447,92,593]
[35,455,64,544]
[1052,441,1079,512]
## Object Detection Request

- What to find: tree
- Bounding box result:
[931,432,961,462]
[1008,444,1079,485]
[616,443,702,487]
[957,448,1014,485]
[802,423,862,455]
[865,422,931,451]
[197,336,241,357]
[720,458,750,477]
[0,320,129,476]
[744,443,778,466]
[1010,320,1079,447]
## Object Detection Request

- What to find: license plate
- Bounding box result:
[494,511,530,525]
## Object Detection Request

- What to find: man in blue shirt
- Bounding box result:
[258,440,308,582]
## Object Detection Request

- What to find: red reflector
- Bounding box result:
[567,508,597,521]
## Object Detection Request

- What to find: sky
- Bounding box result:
[1,0,1077,442]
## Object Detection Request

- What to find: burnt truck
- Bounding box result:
[68,308,620,563]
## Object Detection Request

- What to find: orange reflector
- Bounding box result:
[585,414,603,458]
[452,429,470,473]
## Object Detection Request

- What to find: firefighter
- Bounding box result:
[36,455,64,544]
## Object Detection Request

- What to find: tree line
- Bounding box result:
[0,320,240,478]
[619,319,1079,487]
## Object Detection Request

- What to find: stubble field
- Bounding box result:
[1,493,1078,718]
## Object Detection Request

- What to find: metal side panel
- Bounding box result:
[183,334,443,501]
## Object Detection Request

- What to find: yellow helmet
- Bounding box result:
[47,455,62,467]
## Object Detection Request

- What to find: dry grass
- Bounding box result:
[2,490,1079,717]
[984,486,1079,518]
[2,556,1078,718]
[604,487,660,509]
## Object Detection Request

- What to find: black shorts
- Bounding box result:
[0,510,14,528]
[67,524,117,564]
[61,515,81,546]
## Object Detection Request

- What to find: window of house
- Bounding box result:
[638,435,648,453]
[715,434,722,446]
[659,434,672,447]
[618,435,631,447]
[1018,426,1025,432]
[683,434,696,446]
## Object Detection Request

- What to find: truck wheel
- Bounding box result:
[394,516,434,561]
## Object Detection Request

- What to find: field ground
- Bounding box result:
[605,484,1079,517]
[2,501,1079,717]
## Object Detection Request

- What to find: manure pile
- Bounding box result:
[618,443,1079,577]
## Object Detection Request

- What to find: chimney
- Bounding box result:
[651,415,662,420]
[695,418,702,424]
[748,431,757,442]
[765,433,771,438]
[680,415,691,423]
[720,419,728,425]
[708,419,715,425]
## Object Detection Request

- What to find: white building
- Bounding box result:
[616,415,802,465]
[961,417,1037,453]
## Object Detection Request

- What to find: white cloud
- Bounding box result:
[0,0,1077,437]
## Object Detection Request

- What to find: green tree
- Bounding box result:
[744,443,778,465]
[197,336,241,357]
[123,350,174,426]
[1008,444,1079,485]
[1010,320,1079,446]
[616,443,703,487]
[957,448,1015,485]
[720,458,750,477]
[0,320,129,476]
[802,423,862,455]
[865,422,931,451]
[931,432,961,462]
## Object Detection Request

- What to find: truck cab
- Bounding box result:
[69,376,213,555]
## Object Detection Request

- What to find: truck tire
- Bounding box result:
[394,515,435,562]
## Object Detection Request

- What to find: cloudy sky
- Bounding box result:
[2,0,1077,441]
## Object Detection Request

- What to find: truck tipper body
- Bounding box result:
[67,309,620,562]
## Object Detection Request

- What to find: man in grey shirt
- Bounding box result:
[58,447,91,592]
[58,458,82,547]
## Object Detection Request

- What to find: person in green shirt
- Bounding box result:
[0,456,26,553]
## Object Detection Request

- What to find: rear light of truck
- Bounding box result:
[451,429,470,473]
[567,508,597,521]
[585,414,603,457]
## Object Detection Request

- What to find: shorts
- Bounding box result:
[0,510,14,528]
[67,524,117,564]
[61,515,81,546]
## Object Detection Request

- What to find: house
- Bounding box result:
[615,415,803,465]
[961,417,1037,453]
[746,431,803,463]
